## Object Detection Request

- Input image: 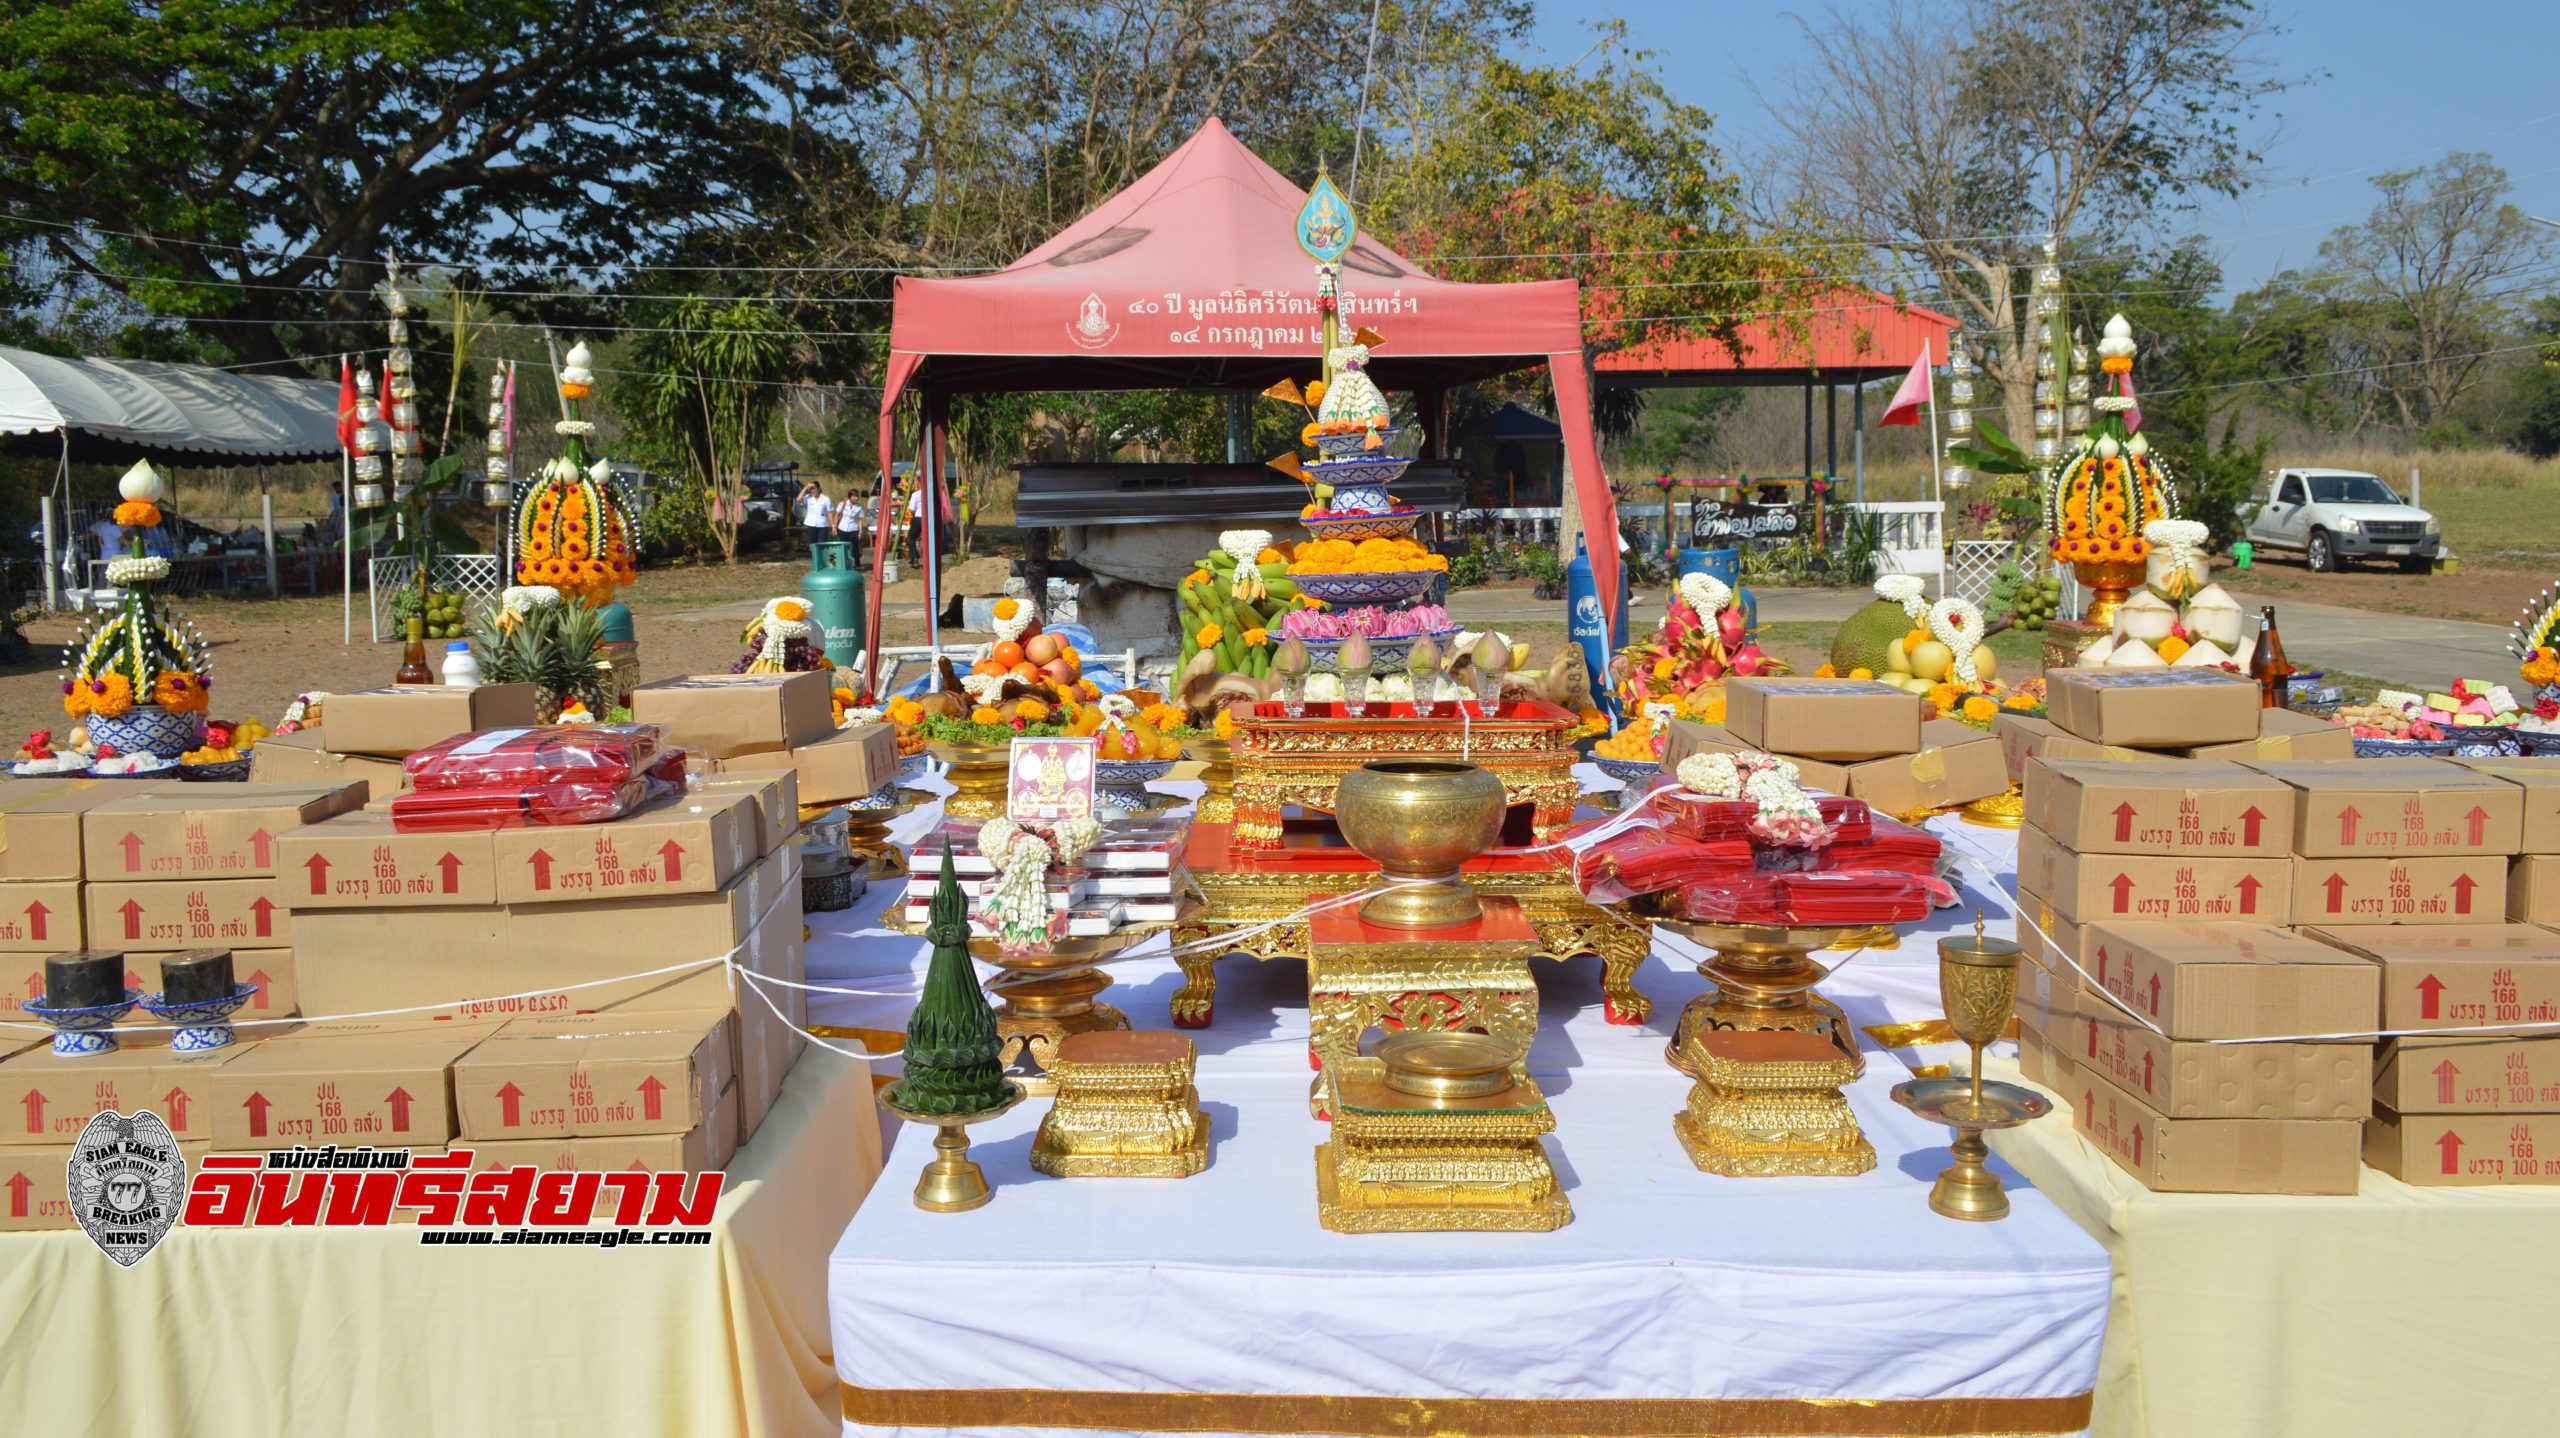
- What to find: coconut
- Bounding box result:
[2182,584,2246,650]
[2105,636,2168,669]
[2113,592,2179,646]
[2076,634,2118,668]
[2172,638,2233,669]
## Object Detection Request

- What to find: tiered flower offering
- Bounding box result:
[60,461,213,761]
[513,343,637,604]
[2045,316,2180,569]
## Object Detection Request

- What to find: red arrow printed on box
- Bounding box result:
[2452,874,2478,915]
[657,842,685,882]
[386,1087,413,1132]
[20,1091,44,1135]
[2240,806,2265,847]
[4,1171,26,1217]
[21,902,44,943]
[249,829,274,867]
[2418,975,2445,1020]
[2108,874,2135,913]
[161,1087,189,1131]
[496,1082,524,1127]
[2236,875,2262,915]
[2112,804,2138,844]
[117,832,142,873]
[2438,1130,2464,1174]
[2434,1059,2461,1105]
[2323,873,2350,913]
[117,899,142,941]
[639,1075,666,1121]
[527,851,553,892]
[303,854,330,895]
[2339,806,2362,846]
[243,1092,270,1139]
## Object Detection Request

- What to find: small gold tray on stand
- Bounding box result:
[877,1081,1026,1213]
[1316,1032,1569,1234]
[1647,920,1866,1079]
[1674,1029,1874,1178]
[1029,1031,1210,1179]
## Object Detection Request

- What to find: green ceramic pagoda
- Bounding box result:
[893,844,1012,1115]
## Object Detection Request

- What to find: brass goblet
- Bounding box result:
[1891,915,2051,1221]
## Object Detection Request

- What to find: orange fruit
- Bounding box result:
[971,659,1006,679]
[1010,662,1042,684]
[992,640,1025,669]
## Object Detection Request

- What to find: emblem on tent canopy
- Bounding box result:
[1068,292,1119,350]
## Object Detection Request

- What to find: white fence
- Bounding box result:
[368,554,507,642]
[1848,502,1945,579]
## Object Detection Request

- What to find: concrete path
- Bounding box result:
[2222,590,2513,691]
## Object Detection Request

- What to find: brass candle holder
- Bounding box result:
[1030,1031,1210,1178]
[1675,1029,1874,1178]
[1652,920,1864,1078]
[1890,916,2051,1221]
[1317,1031,1569,1233]
[877,1081,1026,1212]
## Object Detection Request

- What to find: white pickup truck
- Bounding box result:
[2243,468,2441,573]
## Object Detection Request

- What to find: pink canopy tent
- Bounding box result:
[867,116,1621,681]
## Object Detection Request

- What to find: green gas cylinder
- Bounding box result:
[803,540,867,670]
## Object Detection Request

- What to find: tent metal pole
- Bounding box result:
[1853,381,1866,507]
[261,491,279,598]
[342,448,353,645]
[40,495,58,612]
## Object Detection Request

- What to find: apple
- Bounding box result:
[1025,631,1064,667]
[1041,657,1079,687]
[1908,640,1954,683]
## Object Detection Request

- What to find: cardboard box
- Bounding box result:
[718,722,899,806]
[0,1140,209,1231]
[0,779,118,880]
[2289,855,2506,925]
[453,1009,732,1140]
[1991,712,2165,783]
[205,1020,501,1148]
[2018,952,2080,1037]
[2081,920,2378,1040]
[1659,721,1851,792]
[2046,669,2263,748]
[274,810,499,909]
[599,887,805,1144]
[463,1083,742,1182]
[2305,923,2560,1034]
[2376,1035,2560,1113]
[1844,720,2010,813]
[0,1038,251,1145]
[686,770,799,855]
[320,684,544,757]
[1723,677,1923,761]
[248,727,411,798]
[491,792,760,906]
[2017,1025,2052,1088]
[631,672,833,760]
[85,877,290,950]
[2367,1111,2560,1186]
[2068,1061,2363,1194]
[2015,825,2289,925]
[81,783,365,882]
[2450,756,2560,853]
[2180,707,2357,763]
[2510,854,2560,922]
[2064,1002,2369,1119]
[0,879,83,953]
[293,843,803,1025]
[2023,759,2295,857]
[2014,890,2096,979]
[2249,758,2526,858]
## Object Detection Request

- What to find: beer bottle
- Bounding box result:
[2248,606,2293,710]
[395,617,435,685]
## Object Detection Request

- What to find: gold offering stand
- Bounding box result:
[1181,736,1238,825]
[1316,1031,1569,1233]
[889,907,1190,1092]
[877,1080,1026,1213]
[825,789,936,879]
[1675,1029,1874,1178]
[927,738,1010,822]
[1227,700,1583,850]
[1891,918,2052,1221]
[1029,1030,1210,1178]
[1304,897,1540,1118]
[1642,916,1867,1078]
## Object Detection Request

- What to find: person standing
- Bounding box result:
[834,485,865,565]
[905,481,926,569]
[797,479,833,552]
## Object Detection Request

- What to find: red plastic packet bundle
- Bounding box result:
[1677,869,1951,927]
[1571,823,1753,907]
[1657,792,1873,847]
[391,724,685,831]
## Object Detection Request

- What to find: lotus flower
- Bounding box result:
[1338,633,1373,676]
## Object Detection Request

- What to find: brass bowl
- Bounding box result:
[2070,557,2150,633]
[1333,759,1506,929]
[928,737,1012,821]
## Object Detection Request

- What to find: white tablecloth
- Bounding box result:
[814,781,2107,1437]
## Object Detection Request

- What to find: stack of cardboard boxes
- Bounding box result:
[1994,669,2352,782]
[632,671,899,806]
[278,769,809,1151]
[1662,677,2011,814]
[249,683,544,797]
[0,779,124,1020]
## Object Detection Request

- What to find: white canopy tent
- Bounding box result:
[0,345,339,463]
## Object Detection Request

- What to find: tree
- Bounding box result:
[1614,388,1745,479]
[2512,297,2560,460]
[620,298,812,564]
[0,0,798,370]
[2307,154,2556,438]
[1753,0,2290,442]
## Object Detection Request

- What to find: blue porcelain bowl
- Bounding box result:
[1300,508,1420,543]
[1293,570,1437,606]
[2448,725,2520,757]
[2519,730,2560,756]
[1094,757,1175,788]
[86,704,204,759]
[1313,427,1401,458]
[1592,754,1661,786]
[1305,455,1414,491]
[2352,736,2457,758]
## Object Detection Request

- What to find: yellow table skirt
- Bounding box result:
[0,1048,879,1438]
[1989,1057,2560,1438]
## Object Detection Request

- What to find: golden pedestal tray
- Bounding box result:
[927,738,1010,822]
[1316,1032,1569,1234]
[877,1081,1026,1213]
[829,787,936,879]
[1182,736,1237,825]
[1674,1029,1874,1178]
[1029,1030,1209,1178]
[1649,920,1864,1078]
[1171,823,1653,1031]
[1305,896,1540,1119]
[1228,700,1582,849]
[1960,782,2026,831]
[889,907,1189,1092]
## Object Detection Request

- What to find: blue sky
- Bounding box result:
[1533,0,2560,297]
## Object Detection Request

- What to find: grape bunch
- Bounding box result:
[1987,562,2064,632]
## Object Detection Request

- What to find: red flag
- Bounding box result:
[335,358,359,452]
[1878,343,1933,427]
[2120,373,2144,432]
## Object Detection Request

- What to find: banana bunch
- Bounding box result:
[1180,545,1299,679]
